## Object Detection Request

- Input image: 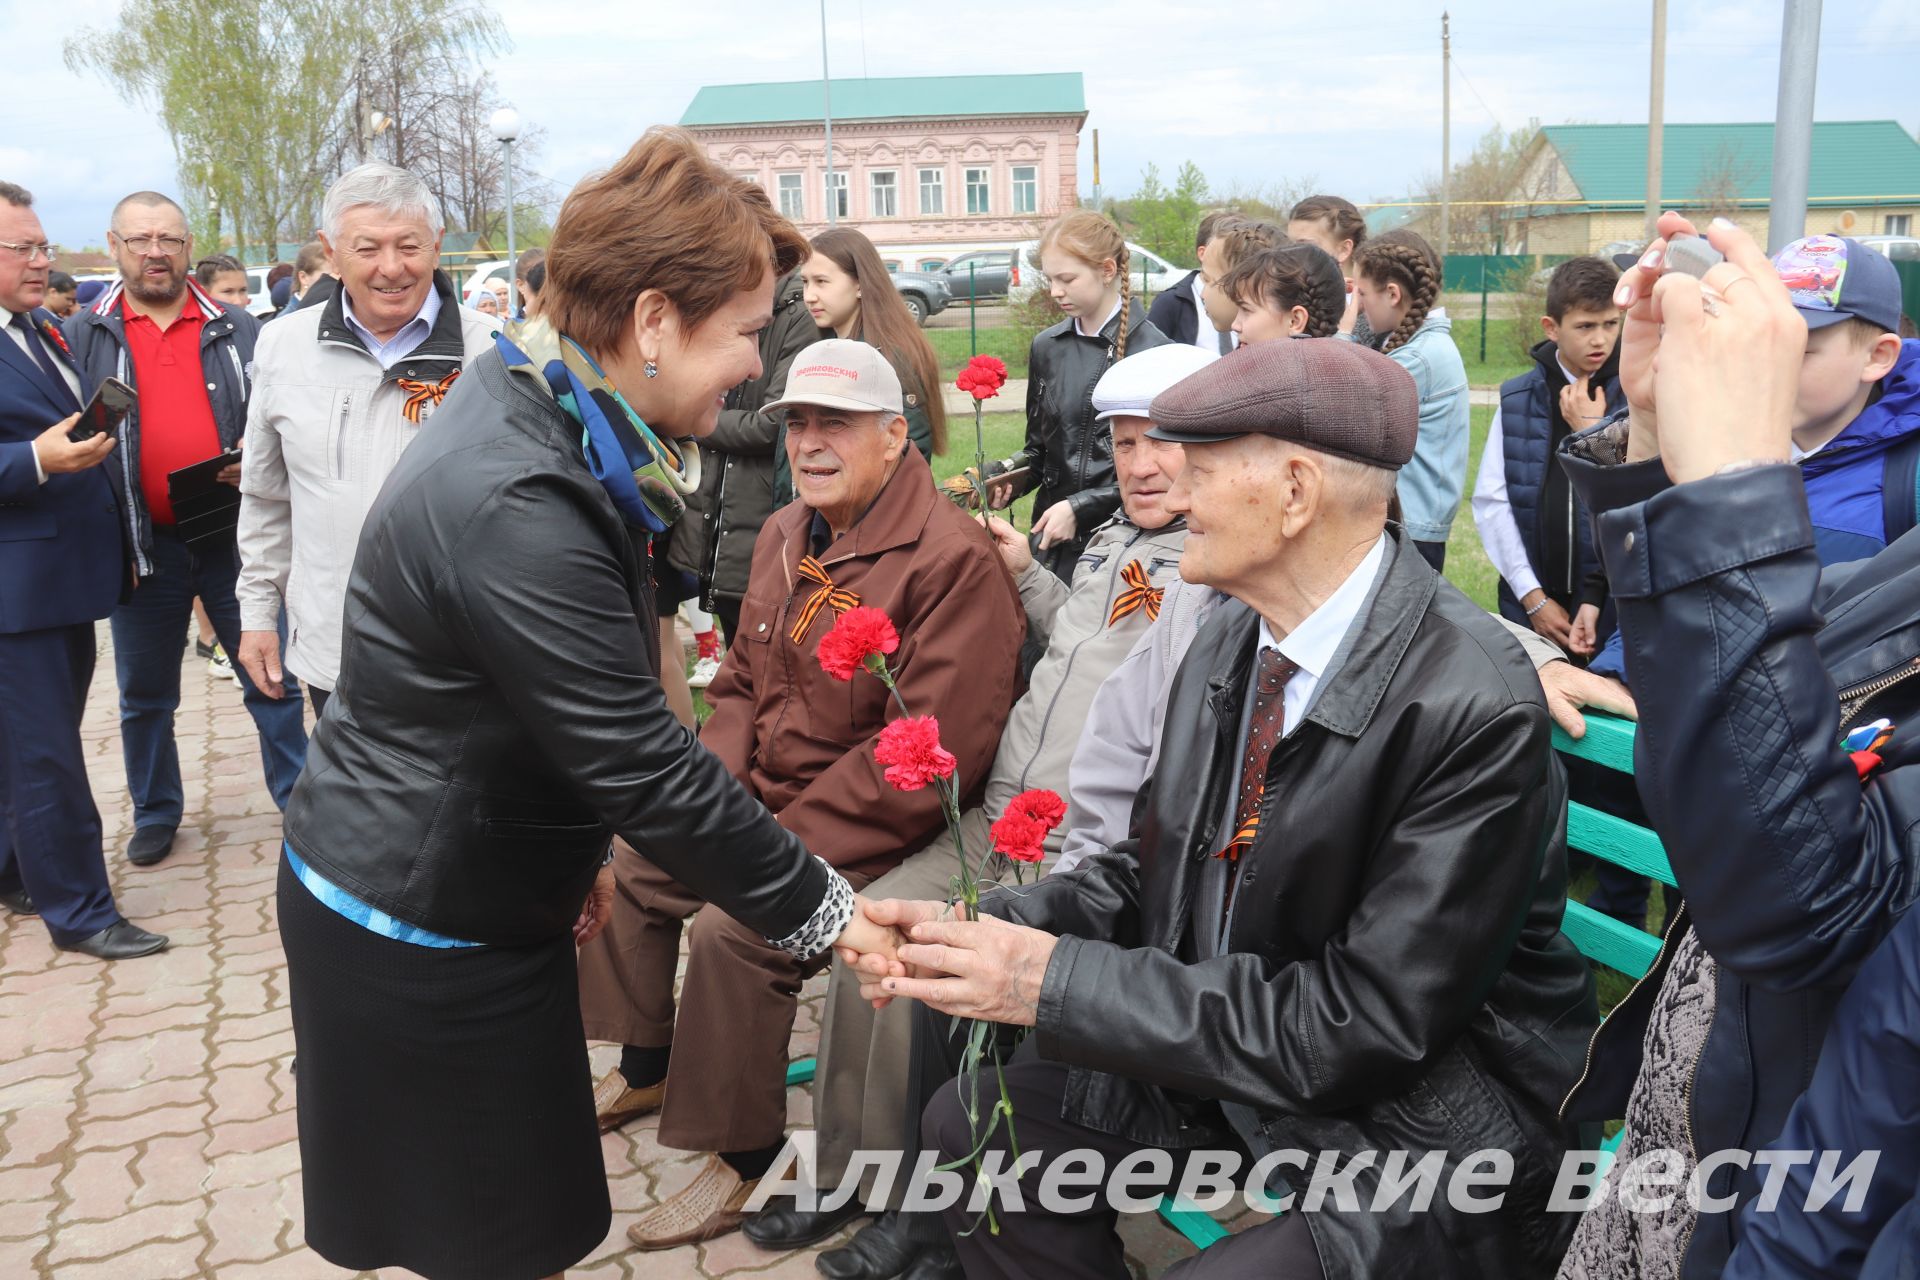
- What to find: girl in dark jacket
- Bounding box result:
[990,210,1168,579]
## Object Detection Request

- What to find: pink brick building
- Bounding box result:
[680,73,1086,262]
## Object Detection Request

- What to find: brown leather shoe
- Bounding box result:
[626,1154,759,1251]
[592,1067,666,1133]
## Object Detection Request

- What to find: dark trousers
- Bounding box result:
[0,623,120,943]
[1412,539,1448,573]
[110,529,308,829]
[309,685,330,719]
[712,594,742,648]
[910,1005,1326,1279]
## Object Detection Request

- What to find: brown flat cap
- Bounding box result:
[1146,337,1418,469]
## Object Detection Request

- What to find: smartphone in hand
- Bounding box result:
[67,377,136,444]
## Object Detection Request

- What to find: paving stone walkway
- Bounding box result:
[0,627,1203,1278]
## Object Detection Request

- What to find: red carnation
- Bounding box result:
[991,789,1067,863]
[875,716,958,792]
[817,606,900,682]
[955,354,1009,401]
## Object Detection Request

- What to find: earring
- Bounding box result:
[644,361,658,379]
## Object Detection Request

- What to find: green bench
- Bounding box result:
[785,711,1667,1253]
[1152,709,1671,1249]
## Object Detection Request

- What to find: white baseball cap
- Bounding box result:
[1092,344,1221,422]
[764,338,905,417]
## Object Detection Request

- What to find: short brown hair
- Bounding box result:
[1195,209,1239,249]
[543,128,809,354]
[294,240,328,276]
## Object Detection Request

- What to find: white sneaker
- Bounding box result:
[688,656,722,689]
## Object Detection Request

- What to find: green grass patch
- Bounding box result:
[1439,405,1498,613]
[927,326,1031,383]
[1451,315,1535,388]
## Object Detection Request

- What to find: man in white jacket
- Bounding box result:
[235,164,496,713]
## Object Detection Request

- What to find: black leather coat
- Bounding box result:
[988,529,1597,1278]
[1005,299,1168,577]
[284,348,833,948]
[1558,425,1920,1280]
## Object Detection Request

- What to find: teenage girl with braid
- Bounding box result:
[988,210,1169,579]
[1195,218,1286,347]
[1287,194,1373,340]
[1219,242,1349,344]
[1355,229,1470,570]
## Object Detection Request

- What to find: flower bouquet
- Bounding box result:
[818,603,1064,1232]
[941,354,1010,518]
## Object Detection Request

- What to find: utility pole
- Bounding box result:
[1769,0,1823,250]
[1091,129,1101,209]
[1439,12,1451,257]
[1646,0,1667,237]
[820,0,836,226]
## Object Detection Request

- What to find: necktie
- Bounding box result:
[1217,326,1233,356]
[1107,559,1164,627]
[789,555,861,643]
[10,314,79,413]
[1218,646,1298,924]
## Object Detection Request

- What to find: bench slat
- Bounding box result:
[1561,900,1660,978]
[1550,713,1638,773]
[1567,801,1676,887]
[1157,1198,1233,1247]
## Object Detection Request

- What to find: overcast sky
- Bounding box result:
[9,0,1919,249]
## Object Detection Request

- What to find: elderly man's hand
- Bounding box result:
[1031,500,1077,551]
[1540,659,1638,738]
[857,915,1058,1027]
[985,515,1033,575]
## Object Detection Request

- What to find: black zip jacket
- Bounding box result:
[284,347,834,947]
[1558,423,1920,1279]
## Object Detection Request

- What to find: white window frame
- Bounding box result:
[869,169,898,219]
[776,172,805,220]
[825,170,849,220]
[1011,165,1038,214]
[918,167,945,216]
[1887,213,1913,236]
[965,166,990,216]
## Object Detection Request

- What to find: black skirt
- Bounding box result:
[278,857,611,1279]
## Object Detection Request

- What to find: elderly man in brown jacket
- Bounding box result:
[577,339,1024,1250]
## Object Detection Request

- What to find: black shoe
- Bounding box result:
[127,825,178,867]
[900,1244,963,1280]
[817,1210,930,1280]
[0,886,36,916]
[743,1194,868,1250]
[58,921,170,960]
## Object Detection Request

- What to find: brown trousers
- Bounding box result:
[576,838,870,1153]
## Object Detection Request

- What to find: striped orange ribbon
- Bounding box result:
[1217,785,1263,862]
[789,555,861,643]
[1106,559,1164,627]
[397,371,462,423]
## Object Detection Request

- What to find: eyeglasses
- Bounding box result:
[115,234,188,256]
[0,240,55,263]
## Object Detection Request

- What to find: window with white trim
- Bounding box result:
[776,173,805,220]
[870,170,898,218]
[918,167,945,215]
[1011,165,1038,214]
[825,171,849,220]
[965,167,990,216]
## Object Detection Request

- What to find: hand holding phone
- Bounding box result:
[35,413,116,475]
[67,377,136,444]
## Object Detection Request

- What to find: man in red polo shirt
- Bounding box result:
[64,192,308,868]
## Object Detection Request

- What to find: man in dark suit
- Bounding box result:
[0,180,167,959]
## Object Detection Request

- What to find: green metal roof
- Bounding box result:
[680,73,1085,127]
[1539,120,1920,208]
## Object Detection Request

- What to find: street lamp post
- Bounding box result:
[490,106,522,316]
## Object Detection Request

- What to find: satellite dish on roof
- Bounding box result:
[1839,210,1859,232]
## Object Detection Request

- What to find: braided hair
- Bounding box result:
[1207,219,1285,278]
[1355,229,1441,353]
[1040,209,1136,357]
[1217,243,1348,338]
[1287,194,1369,264]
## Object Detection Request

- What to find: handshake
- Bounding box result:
[831,894,1061,1029]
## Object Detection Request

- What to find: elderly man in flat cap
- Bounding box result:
[859,338,1598,1279]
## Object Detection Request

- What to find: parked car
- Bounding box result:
[891,270,951,326]
[1858,234,1920,262]
[940,249,1019,300]
[1006,239,1184,305]
[461,259,513,306]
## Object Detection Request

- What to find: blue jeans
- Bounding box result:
[110,529,308,829]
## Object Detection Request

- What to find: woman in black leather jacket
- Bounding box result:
[990,210,1167,579]
[276,130,895,1280]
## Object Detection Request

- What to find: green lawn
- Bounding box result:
[1449,315,1536,388]
[927,327,1032,383]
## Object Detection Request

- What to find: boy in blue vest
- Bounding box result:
[1472,255,1627,658]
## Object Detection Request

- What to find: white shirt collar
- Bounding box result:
[341,281,442,367]
[1258,534,1390,684]
[1075,295,1124,339]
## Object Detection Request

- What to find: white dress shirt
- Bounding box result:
[1470,351,1584,603]
[1262,532,1390,737]
[1074,295,1124,340]
[6,308,83,484]
[1189,273,1237,355]
[341,283,442,370]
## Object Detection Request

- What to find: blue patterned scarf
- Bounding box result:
[495,318,700,533]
